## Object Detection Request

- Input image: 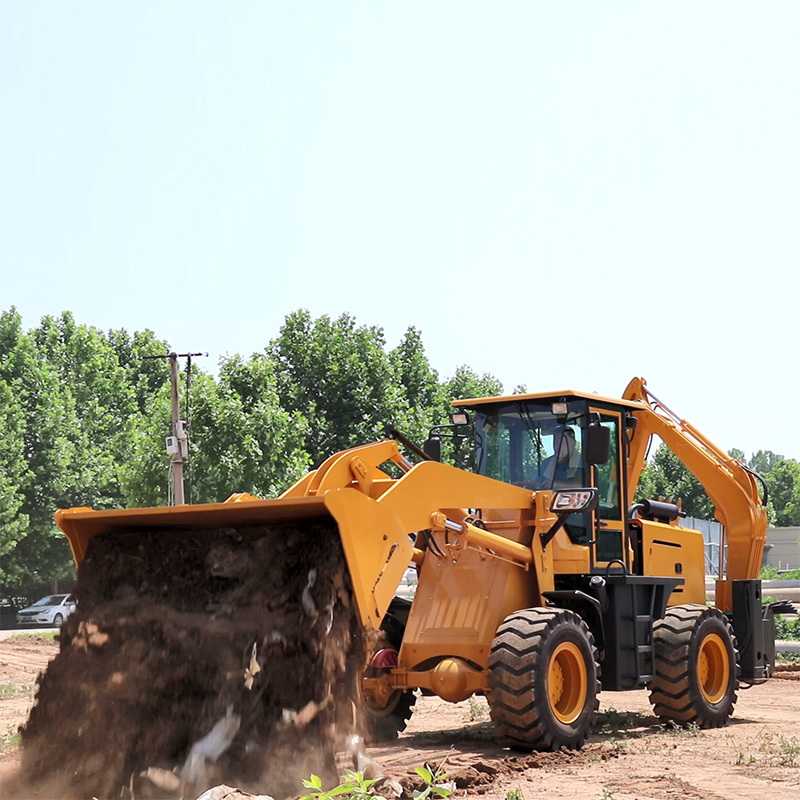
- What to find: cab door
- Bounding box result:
[589,409,628,571]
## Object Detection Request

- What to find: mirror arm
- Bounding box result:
[540,513,570,550]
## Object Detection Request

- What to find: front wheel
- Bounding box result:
[487,607,599,750]
[52,614,63,628]
[649,604,738,728]
[361,613,416,741]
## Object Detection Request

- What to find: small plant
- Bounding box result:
[776,735,800,766]
[753,733,800,767]
[664,720,701,738]
[606,737,627,753]
[505,788,524,800]
[300,770,386,800]
[600,789,617,800]
[412,765,453,800]
[464,695,488,722]
[736,751,757,765]
[0,683,24,700]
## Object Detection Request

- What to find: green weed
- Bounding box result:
[464,695,489,722]
[0,725,20,756]
[664,720,702,737]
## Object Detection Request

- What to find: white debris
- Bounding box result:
[195,785,275,800]
[280,696,331,729]
[181,705,241,784]
[302,568,318,618]
[244,642,261,690]
[323,600,334,634]
[347,733,383,780]
[139,766,181,793]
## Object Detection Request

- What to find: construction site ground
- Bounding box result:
[2,634,799,800]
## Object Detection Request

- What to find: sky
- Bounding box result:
[1,2,799,460]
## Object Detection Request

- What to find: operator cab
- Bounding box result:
[453,390,637,568]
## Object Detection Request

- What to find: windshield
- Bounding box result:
[32,595,67,607]
[475,400,587,490]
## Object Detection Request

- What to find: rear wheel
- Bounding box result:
[487,607,599,750]
[649,604,738,728]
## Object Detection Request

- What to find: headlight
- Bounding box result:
[550,488,599,514]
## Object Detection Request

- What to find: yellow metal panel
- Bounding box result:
[55,496,331,567]
[322,488,413,628]
[640,520,706,605]
[400,542,521,670]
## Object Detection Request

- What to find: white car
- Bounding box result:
[16,594,76,627]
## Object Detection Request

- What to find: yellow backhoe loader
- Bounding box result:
[55,377,778,752]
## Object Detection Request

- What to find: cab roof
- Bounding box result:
[452,388,646,410]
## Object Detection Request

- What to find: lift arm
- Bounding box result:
[622,377,767,611]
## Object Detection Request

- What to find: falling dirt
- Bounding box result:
[5,522,366,800]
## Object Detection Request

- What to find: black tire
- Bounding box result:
[362,613,416,741]
[649,604,738,728]
[363,683,416,742]
[52,614,63,627]
[487,607,600,751]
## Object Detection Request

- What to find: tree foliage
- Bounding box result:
[4,304,799,598]
[0,307,505,594]
[637,442,800,526]
[637,443,715,519]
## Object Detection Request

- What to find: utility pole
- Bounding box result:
[168,353,187,504]
[143,350,206,505]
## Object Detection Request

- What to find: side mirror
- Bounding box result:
[423,437,441,462]
[585,421,610,465]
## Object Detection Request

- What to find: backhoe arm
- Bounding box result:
[623,377,767,611]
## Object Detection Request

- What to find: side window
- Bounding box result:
[595,418,621,520]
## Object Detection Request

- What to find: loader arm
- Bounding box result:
[622,377,767,611]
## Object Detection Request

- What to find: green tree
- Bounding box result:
[748,449,785,476]
[268,310,405,465]
[637,442,715,519]
[191,356,311,500]
[389,326,444,443]
[0,380,30,590]
[443,364,503,405]
[765,459,800,527]
[0,309,76,592]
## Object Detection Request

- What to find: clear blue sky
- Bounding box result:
[1,2,798,459]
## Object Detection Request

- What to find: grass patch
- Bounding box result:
[8,630,58,641]
[0,725,20,756]
[0,683,31,700]
[737,734,800,767]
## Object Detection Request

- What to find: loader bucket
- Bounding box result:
[55,487,415,630]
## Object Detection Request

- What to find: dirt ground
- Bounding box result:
[2,634,799,800]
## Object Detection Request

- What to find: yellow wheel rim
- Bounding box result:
[698,633,730,704]
[547,641,588,724]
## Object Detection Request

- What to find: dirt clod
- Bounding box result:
[13,522,364,799]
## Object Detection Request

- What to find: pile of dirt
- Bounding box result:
[13,521,365,799]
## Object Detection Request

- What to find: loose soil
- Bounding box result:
[2,522,366,800]
[2,634,799,800]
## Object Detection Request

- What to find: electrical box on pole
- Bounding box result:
[143,350,207,505]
